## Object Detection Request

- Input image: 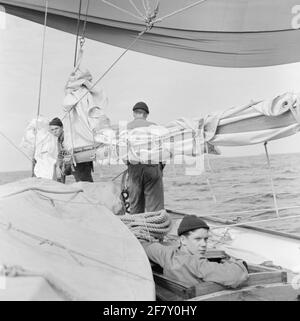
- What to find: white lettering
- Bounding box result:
[291,5,300,29]
[103,306,137,318]
[0,5,6,30]
[190,306,197,315]
[174,306,181,315]
[291,274,300,290]
[103,308,109,316]
[166,306,173,314]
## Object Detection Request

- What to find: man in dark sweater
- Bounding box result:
[143,215,249,288]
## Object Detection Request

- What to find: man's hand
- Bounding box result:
[55,166,63,178]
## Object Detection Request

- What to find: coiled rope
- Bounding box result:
[120,210,172,241]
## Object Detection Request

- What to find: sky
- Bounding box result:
[1,13,300,172]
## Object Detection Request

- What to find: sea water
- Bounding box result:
[1,153,300,237]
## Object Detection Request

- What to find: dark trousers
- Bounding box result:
[72,161,94,182]
[127,164,164,214]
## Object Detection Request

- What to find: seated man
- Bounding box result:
[142,215,249,288]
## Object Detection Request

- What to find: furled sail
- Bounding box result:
[66,92,300,165]
[1,0,300,67]
[22,90,300,179]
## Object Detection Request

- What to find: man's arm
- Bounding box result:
[141,242,171,268]
[192,256,249,288]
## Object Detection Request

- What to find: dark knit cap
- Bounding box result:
[49,117,63,127]
[133,101,149,114]
[177,215,210,236]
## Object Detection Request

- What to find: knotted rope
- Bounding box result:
[0,264,81,300]
[120,210,172,241]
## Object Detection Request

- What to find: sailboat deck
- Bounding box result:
[151,251,298,301]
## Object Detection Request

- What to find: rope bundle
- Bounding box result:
[120,210,172,241]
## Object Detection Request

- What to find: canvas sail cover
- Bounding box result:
[0,178,155,300]
[1,0,300,67]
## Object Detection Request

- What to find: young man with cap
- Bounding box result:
[49,117,94,183]
[49,117,66,183]
[126,102,164,214]
[143,215,249,288]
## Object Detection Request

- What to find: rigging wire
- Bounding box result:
[63,26,149,119]
[32,0,48,177]
[0,131,32,162]
[29,189,300,221]
[80,0,90,43]
[102,0,145,21]
[153,0,208,23]
[211,213,300,230]
[142,0,150,15]
[64,0,209,116]
[264,142,279,217]
[167,204,300,221]
[128,0,145,18]
[73,0,82,67]
[68,0,91,166]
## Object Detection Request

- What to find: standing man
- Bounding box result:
[49,117,94,183]
[126,102,164,214]
[49,117,66,183]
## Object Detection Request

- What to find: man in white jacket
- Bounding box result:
[49,117,93,183]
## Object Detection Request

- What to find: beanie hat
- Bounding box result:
[133,101,149,114]
[177,215,209,236]
[49,117,63,127]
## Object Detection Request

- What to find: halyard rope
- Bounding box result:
[32,0,48,177]
[64,27,149,114]
[264,142,279,217]
[0,264,81,300]
[64,0,209,115]
[0,219,152,282]
[73,0,82,67]
[0,130,32,162]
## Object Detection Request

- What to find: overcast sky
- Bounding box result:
[1,14,300,172]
